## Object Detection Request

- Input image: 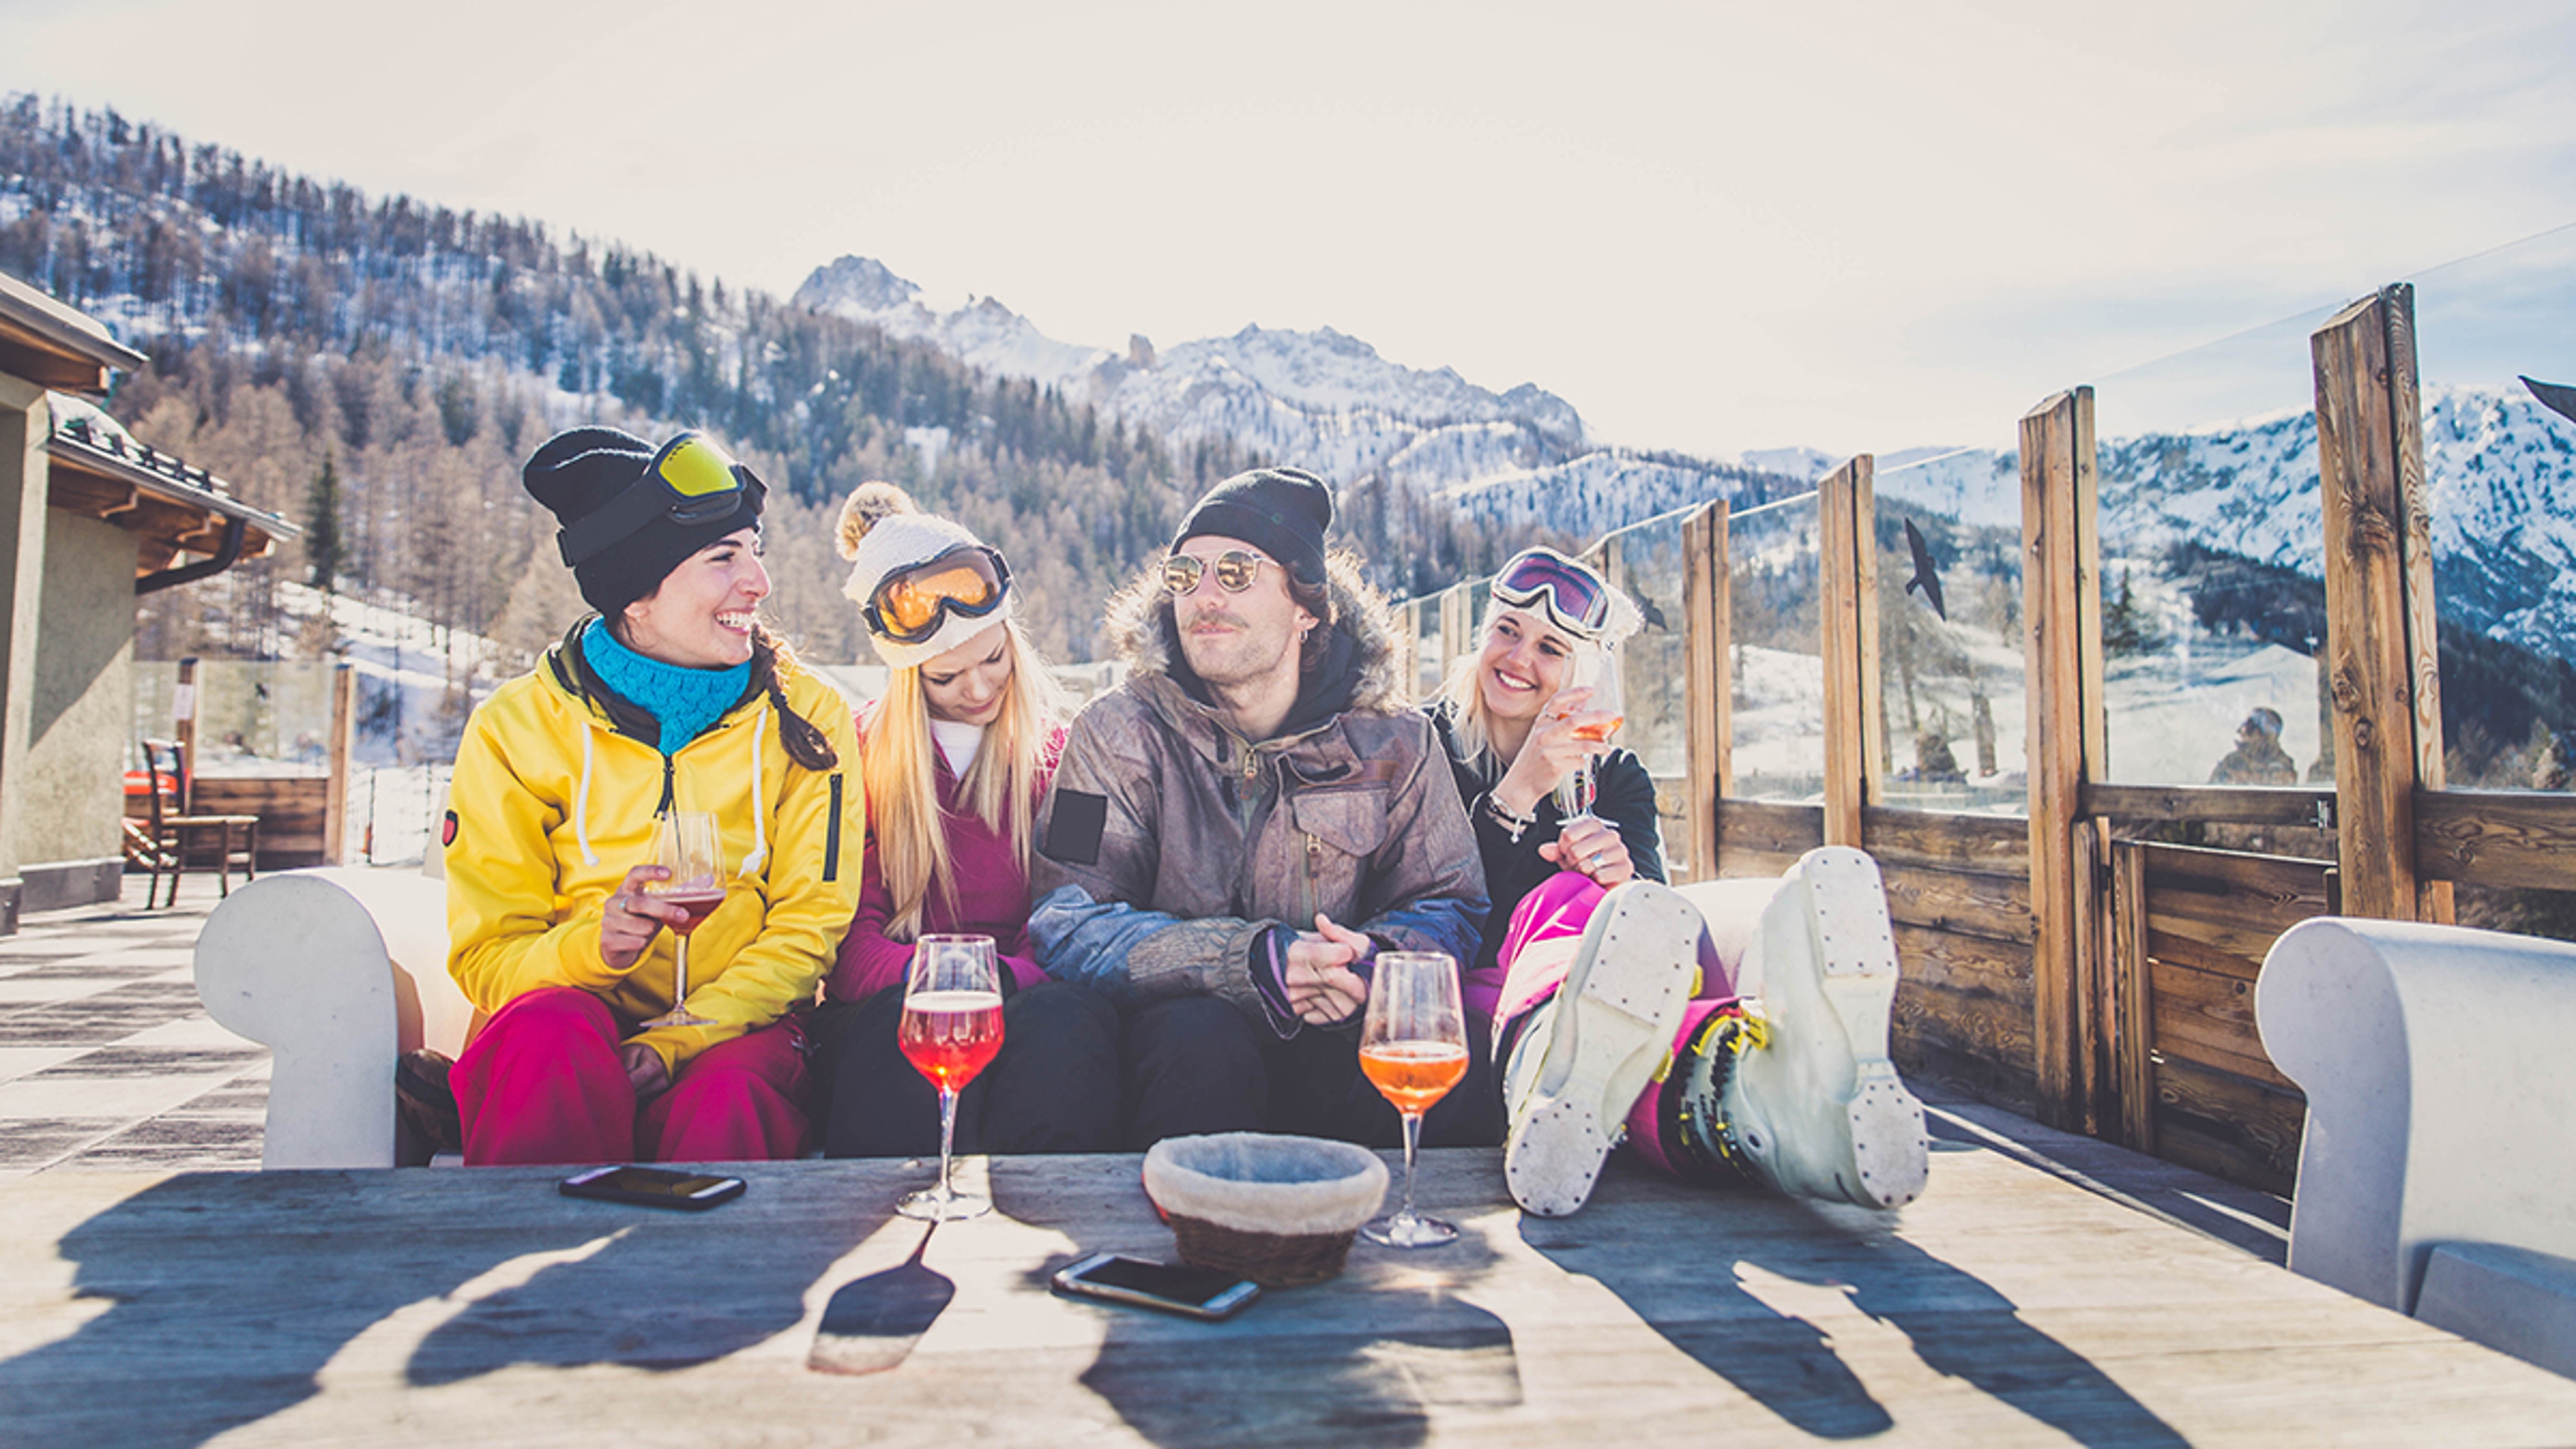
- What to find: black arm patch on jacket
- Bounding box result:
[1044,790,1108,865]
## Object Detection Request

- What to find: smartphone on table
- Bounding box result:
[559,1165,746,1211]
[1051,1252,1261,1320]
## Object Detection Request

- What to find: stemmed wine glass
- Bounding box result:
[1550,650,1625,825]
[1552,710,1626,823]
[639,810,722,1029]
[1359,951,1469,1248]
[896,934,1005,1221]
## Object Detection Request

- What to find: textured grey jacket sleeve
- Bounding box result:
[1028,700,1269,1016]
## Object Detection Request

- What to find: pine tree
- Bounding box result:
[306,451,343,592]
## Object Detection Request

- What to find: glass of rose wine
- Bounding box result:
[1553,712,1626,824]
[896,934,1005,1221]
[1551,650,1624,825]
[639,810,722,1028]
[1359,951,1470,1248]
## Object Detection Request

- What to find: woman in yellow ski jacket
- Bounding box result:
[443,425,862,1165]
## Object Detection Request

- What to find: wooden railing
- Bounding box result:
[1400,280,2572,1193]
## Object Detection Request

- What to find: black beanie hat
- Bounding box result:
[1171,466,1333,586]
[522,426,766,619]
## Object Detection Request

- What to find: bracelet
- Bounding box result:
[1485,792,1536,843]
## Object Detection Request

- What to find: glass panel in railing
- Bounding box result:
[1872,452,2027,815]
[2408,223,2576,797]
[2408,224,2576,941]
[2093,307,2334,812]
[131,662,338,777]
[1601,513,1695,873]
[1726,490,1825,802]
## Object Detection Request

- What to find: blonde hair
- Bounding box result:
[860,617,1068,942]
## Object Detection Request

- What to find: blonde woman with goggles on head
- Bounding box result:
[806,484,1120,1158]
[1430,546,1931,1220]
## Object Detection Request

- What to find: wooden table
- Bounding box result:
[3,1140,2573,1448]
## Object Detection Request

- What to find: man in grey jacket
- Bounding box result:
[1030,467,1497,1149]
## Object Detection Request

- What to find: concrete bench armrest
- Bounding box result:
[2257,916,2576,1318]
[193,867,460,1169]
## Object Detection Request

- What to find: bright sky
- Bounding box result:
[7,0,2574,458]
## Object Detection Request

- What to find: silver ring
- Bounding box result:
[1589,851,1605,869]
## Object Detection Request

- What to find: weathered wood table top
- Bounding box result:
[3,1140,2572,1448]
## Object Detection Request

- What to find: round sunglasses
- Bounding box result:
[1162,549,1279,596]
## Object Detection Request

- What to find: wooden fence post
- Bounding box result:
[2312,284,2449,923]
[2020,388,2099,1130]
[174,655,199,812]
[323,661,355,866]
[1682,501,1729,880]
[1818,456,1878,848]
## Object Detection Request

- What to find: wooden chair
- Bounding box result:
[133,739,260,908]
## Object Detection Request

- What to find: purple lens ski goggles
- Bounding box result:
[1489,547,1613,640]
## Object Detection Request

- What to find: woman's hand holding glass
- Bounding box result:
[598,863,678,973]
[1497,684,1621,818]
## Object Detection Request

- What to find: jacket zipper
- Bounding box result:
[1302,829,1322,926]
[656,753,676,816]
[824,773,843,882]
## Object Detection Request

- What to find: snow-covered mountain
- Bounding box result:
[1871,386,2576,666]
[794,254,1799,537]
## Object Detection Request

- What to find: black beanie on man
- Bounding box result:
[1171,466,1334,586]
[522,426,765,619]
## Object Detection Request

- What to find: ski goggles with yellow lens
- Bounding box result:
[557,431,764,567]
[863,543,1012,645]
[1489,547,1612,640]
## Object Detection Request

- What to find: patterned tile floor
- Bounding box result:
[0,874,266,1177]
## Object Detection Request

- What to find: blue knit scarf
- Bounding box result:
[582,618,752,756]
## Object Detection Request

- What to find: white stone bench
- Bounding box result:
[193,865,466,1169]
[2257,916,2576,1379]
[191,871,1794,1172]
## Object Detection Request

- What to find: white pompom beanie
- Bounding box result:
[840,512,1014,669]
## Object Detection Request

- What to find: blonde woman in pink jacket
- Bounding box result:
[808,484,1116,1157]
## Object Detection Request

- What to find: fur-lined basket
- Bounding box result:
[1142,1133,1389,1287]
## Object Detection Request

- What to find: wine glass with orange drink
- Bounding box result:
[1358,951,1470,1248]
[638,810,722,1028]
[896,934,1005,1221]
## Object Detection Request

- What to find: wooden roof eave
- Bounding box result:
[42,437,292,579]
[0,274,146,395]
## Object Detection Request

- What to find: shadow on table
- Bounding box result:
[1016,1161,1521,1449]
[0,1171,894,1447]
[0,1173,602,1448]
[402,1186,891,1385]
[1521,1179,2188,1447]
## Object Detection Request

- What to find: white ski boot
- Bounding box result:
[1501,881,1704,1217]
[1707,847,1929,1210]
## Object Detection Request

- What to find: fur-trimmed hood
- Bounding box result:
[1100,550,1409,718]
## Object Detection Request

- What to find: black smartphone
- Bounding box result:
[1051,1252,1261,1320]
[558,1165,746,1211]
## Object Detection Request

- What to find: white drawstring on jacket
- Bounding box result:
[573,723,600,867]
[738,701,769,877]
[568,700,766,876]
